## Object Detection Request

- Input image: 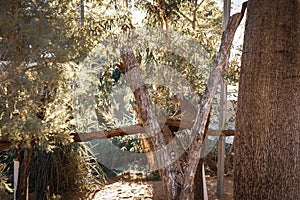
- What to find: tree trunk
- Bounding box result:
[180,4,247,199]
[161,124,184,199]
[140,137,156,170]
[194,112,210,200]
[234,1,300,199]
[16,148,33,200]
[120,46,181,199]
[194,158,204,200]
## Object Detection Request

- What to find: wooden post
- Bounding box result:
[217,82,227,196]
[217,0,230,197]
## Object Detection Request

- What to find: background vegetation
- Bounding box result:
[0,0,241,199]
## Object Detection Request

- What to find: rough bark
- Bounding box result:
[194,113,210,200]
[234,1,300,199]
[161,124,185,198]
[194,159,205,200]
[180,3,247,199]
[140,135,156,171]
[120,46,181,199]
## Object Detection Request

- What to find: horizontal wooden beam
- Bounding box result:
[0,119,235,149]
[73,119,235,142]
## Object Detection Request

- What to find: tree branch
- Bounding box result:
[180,2,247,199]
[1,115,235,150]
[72,119,234,142]
[193,0,205,12]
[175,9,193,24]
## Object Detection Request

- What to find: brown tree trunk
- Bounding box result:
[16,148,33,200]
[120,46,181,199]
[140,137,156,170]
[180,4,247,199]
[234,0,300,199]
[194,159,203,200]
[194,112,210,200]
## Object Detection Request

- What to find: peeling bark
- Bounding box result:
[180,3,247,199]
[120,46,181,199]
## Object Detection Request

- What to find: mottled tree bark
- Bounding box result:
[194,113,210,200]
[180,3,247,199]
[234,0,300,199]
[120,46,182,199]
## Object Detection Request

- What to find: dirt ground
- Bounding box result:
[93,176,233,200]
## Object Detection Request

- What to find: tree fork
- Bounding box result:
[180,3,247,199]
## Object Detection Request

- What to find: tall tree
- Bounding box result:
[0,0,103,199]
[234,0,300,199]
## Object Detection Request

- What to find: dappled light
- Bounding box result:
[0,0,298,199]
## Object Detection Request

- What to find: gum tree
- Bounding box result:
[234,0,300,199]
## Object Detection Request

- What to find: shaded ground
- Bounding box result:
[207,176,233,200]
[93,176,233,200]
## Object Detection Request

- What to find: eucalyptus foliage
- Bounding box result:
[85,0,223,130]
[72,1,225,174]
[0,0,238,197]
[0,0,106,198]
[0,0,85,150]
